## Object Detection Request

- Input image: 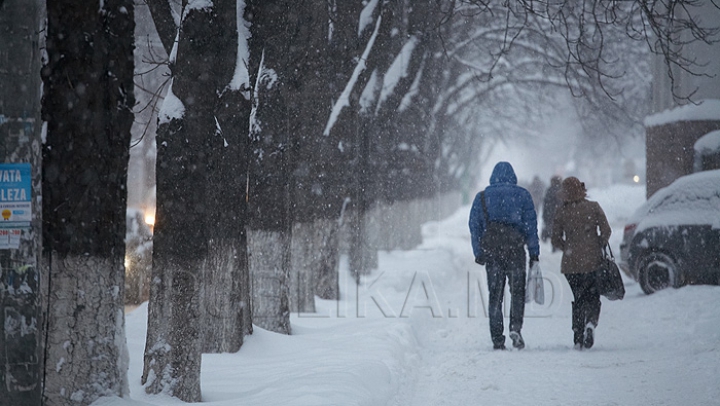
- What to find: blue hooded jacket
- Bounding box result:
[468,162,540,259]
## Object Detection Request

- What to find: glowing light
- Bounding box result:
[144,214,155,226]
[124,256,131,269]
[633,175,640,183]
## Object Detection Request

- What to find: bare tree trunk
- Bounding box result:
[201,239,249,352]
[40,257,130,404]
[198,0,252,355]
[215,81,253,339]
[313,218,340,300]
[246,0,294,334]
[0,1,44,404]
[143,0,250,400]
[289,223,316,313]
[41,1,135,405]
[248,230,291,334]
[143,106,205,401]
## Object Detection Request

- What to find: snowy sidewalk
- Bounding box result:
[105,184,719,406]
[391,206,720,406]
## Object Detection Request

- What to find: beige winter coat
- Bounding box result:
[551,177,611,275]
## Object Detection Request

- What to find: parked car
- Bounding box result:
[619,169,720,294]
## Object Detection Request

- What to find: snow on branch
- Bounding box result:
[323,15,383,136]
[398,56,425,113]
[186,0,213,15]
[358,0,379,37]
[376,36,418,113]
[158,81,185,124]
[229,0,251,99]
[359,69,378,113]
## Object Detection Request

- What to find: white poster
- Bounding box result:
[0,229,21,249]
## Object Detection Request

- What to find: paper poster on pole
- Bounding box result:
[0,163,32,230]
[0,229,21,249]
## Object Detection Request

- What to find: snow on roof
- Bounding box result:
[694,130,720,153]
[644,99,720,127]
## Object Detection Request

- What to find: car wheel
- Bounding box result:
[637,252,683,294]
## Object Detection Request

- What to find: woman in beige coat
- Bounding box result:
[551,177,611,349]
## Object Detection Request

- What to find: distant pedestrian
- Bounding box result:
[541,175,562,244]
[469,162,540,350]
[528,175,545,211]
[551,177,611,350]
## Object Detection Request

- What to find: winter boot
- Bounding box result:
[587,300,601,331]
[571,301,584,349]
[493,336,505,350]
[573,331,584,350]
[583,299,600,349]
[492,335,506,350]
[509,331,525,350]
[583,323,596,349]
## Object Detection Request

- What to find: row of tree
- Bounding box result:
[2,0,718,405]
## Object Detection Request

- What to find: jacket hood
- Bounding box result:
[561,176,587,202]
[489,161,518,185]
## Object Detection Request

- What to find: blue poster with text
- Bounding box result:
[0,163,32,229]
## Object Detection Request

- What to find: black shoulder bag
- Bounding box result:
[596,244,625,300]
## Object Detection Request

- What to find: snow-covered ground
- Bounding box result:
[97,183,720,406]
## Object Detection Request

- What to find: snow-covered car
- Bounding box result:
[618,169,720,294]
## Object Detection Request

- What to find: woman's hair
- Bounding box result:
[561,176,587,202]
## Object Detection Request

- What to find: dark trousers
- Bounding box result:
[485,247,526,346]
[565,273,601,333]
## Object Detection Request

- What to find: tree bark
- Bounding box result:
[312,218,340,301]
[246,0,293,334]
[41,1,135,405]
[143,101,205,401]
[282,0,335,313]
[143,0,250,400]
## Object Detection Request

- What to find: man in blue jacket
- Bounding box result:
[469,161,540,350]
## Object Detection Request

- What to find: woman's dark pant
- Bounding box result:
[565,273,601,333]
[485,247,526,346]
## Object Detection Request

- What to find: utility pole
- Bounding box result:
[0,0,44,404]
